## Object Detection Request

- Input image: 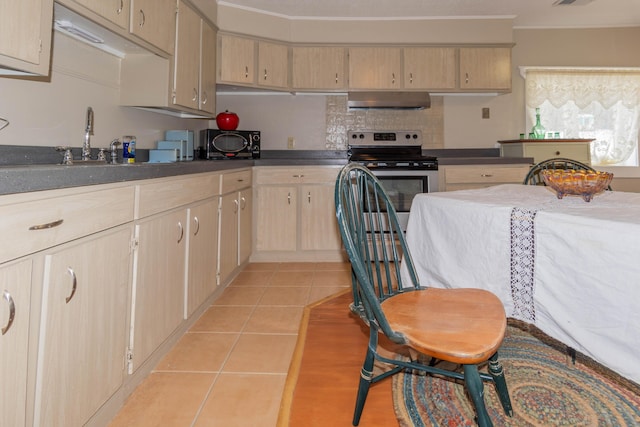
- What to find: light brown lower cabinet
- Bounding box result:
[34,226,132,426]
[0,258,33,427]
[253,166,344,262]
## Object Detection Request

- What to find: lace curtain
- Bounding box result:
[524,69,640,166]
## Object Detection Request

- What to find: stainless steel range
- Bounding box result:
[347,130,439,231]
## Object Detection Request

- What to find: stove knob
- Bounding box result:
[405,134,411,139]
[351,134,358,139]
[358,133,364,139]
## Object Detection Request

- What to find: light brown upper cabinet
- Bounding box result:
[403,47,456,90]
[71,0,130,29]
[218,34,256,86]
[0,0,53,76]
[173,1,201,111]
[130,0,176,55]
[459,47,512,92]
[218,34,289,90]
[292,46,347,91]
[257,40,289,89]
[199,19,217,114]
[348,47,402,90]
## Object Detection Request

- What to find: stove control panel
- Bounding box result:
[348,130,422,146]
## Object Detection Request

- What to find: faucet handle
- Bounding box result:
[97,148,107,162]
[109,138,121,164]
[55,146,74,165]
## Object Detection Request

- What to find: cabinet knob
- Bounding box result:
[1,290,15,335]
[555,151,561,155]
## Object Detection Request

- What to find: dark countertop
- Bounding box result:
[0,146,532,196]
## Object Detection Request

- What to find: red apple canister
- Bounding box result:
[216,110,239,131]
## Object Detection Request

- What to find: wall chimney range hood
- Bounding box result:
[347,91,431,109]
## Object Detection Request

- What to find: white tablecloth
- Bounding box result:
[403,184,640,384]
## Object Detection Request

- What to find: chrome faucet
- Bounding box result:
[109,138,121,164]
[82,107,93,161]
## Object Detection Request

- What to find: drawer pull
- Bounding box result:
[65,267,77,304]
[307,192,311,203]
[29,219,64,230]
[2,290,15,335]
[240,196,246,210]
[287,192,291,205]
[555,151,561,155]
[480,174,494,178]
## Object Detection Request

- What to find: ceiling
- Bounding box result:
[215,0,640,28]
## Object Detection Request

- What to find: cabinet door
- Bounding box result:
[238,189,253,265]
[35,227,131,426]
[73,0,130,29]
[218,34,255,85]
[258,40,289,89]
[459,47,511,91]
[132,209,187,370]
[218,192,239,285]
[187,198,219,317]
[0,0,53,76]
[0,259,32,427]
[173,1,201,110]
[404,47,456,90]
[255,186,297,252]
[349,47,401,89]
[300,184,342,251]
[199,20,217,114]
[292,46,346,90]
[130,0,176,55]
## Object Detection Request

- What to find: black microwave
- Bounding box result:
[199,129,261,160]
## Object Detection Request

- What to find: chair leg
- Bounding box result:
[463,364,493,427]
[488,352,513,416]
[352,346,375,426]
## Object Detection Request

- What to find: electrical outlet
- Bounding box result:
[482,107,490,119]
[287,136,295,149]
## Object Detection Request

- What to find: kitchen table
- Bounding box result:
[402,184,640,384]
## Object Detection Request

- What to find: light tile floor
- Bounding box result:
[109,262,351,427]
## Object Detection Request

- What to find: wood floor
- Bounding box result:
[283,290,399,426]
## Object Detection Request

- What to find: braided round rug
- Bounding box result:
[393,322,640,427]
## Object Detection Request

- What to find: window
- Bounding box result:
[523,68,640,167]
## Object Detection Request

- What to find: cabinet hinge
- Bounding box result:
[126,348,134,374]
[130,237,139,253]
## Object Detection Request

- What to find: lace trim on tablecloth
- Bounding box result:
[510,207,538,322]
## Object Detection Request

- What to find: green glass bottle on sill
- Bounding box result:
[531,107,546,139]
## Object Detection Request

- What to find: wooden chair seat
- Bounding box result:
[383,288,506,365]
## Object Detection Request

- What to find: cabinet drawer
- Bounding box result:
[444,165,530,184]
[0,186,135,263]
[221,169,252,194]
[525,143,591,164]
[136,172,221,218]
[255,166,340,185]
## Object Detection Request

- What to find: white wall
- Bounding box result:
[0,33,209,151]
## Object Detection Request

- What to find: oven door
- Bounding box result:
[366,169,438,231]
